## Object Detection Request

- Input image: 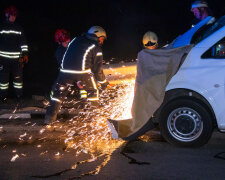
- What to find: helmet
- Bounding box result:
[87,26,107,39]
[5,6,18,18]
[191,1,208,9]
[55,29,70,43]
[142,31,158,48]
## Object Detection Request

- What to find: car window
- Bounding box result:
[191,16,225,45]
[202,37,225,59]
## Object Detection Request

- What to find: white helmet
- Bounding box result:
[191,1,208,9]
[88,26,107,39]
[142,31,158,48]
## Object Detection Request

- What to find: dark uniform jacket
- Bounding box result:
[60,33,106,83]
[0,20,28,59]
[55,45,66,65]
[191,18,201,27]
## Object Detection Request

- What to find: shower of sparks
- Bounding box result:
[66,80,134,152]
[110,80,135,120]
[3,63,137,177]
[43,78,136,177]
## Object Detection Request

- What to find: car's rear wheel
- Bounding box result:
[159,99,213,147]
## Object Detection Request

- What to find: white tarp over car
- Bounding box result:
[108,45,193,140]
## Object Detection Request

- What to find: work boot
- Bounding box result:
[16,96,23,108]
[44,115,56,125]
[44,111,58,125]
[16,95,23,103]
[44,101,61,125]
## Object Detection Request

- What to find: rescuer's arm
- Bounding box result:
[20,28,29,64]
[92,48,109,90]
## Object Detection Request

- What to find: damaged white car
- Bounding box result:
[154,15,225,147]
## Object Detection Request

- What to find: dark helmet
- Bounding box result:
[5,6,18,18]
[54,29,70,44]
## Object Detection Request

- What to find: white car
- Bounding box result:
[154,15,225,147]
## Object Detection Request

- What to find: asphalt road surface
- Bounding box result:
[1,63,225,180]
[1,125,225,180]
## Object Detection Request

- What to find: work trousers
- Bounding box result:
[45,72,99,123]
[0,58,23,99]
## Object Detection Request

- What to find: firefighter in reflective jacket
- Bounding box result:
[0,6,28,102]
[44,26,109,124]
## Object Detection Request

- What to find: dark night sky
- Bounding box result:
[0,0,225,96]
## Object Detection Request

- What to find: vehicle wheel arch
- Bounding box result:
[153,88,217,128]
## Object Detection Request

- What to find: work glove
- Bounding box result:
[18,57,24,63]
[18,57,24,68]
[23,55,29,63]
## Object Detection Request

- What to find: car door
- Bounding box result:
[170,25,225,130]
[198,35,225,131]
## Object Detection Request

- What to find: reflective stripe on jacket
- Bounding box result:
[60,34,106,82]
[0,21,28,59]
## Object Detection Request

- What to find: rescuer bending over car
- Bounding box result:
[190,1,214,27]
[44,26,109,125]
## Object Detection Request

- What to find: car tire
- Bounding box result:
[159,99,213,147]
